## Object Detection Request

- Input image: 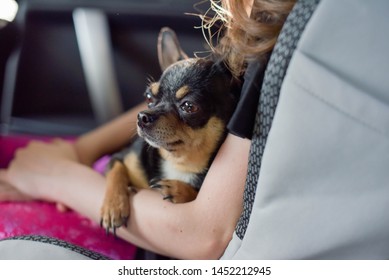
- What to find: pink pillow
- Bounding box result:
[0,134,59,168]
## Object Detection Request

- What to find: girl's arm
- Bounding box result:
[122,133,250,259]
[0,102,147,201]
[3,133,250,259]
[69,133,250,259]
[75,102,147,166]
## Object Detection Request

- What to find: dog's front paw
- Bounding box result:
[150,179,198,203]
[100,187,130,236]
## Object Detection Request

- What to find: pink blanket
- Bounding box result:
[0,134,136,259]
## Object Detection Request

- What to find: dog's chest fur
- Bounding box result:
[121,137,205,190]
[160,159,202,189]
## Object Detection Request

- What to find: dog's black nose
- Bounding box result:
[138,112,157,127]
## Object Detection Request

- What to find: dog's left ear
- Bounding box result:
[158,27,189,72]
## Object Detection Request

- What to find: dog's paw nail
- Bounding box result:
[163,195,173,201]
[150,183,162,189]
[100,219,103,228]
[122,217,129,227]
[149,177,161,185]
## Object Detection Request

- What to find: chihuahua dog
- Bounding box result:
[100,27,240,234]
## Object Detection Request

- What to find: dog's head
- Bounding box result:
[137,28,239,170]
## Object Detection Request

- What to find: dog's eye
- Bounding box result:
[145,92,155,107]
[180,101,199,114]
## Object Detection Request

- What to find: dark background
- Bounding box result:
[0,0,209,135]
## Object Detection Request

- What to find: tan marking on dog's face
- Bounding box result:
[175,85,190,100]
[159,116,225,174]
[149,82,160,96]
[124,152,149,189]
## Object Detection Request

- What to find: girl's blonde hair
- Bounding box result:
[202,0,296,76]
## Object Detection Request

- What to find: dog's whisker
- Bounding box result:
[146,75,155,86]
[126,120,139,139]
[129,128,138,139]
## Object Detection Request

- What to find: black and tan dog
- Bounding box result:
[100,27,240,234]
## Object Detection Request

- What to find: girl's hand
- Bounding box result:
[0,169,33,201]
[2,139,79,201]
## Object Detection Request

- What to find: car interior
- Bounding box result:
[0,0,207,136]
